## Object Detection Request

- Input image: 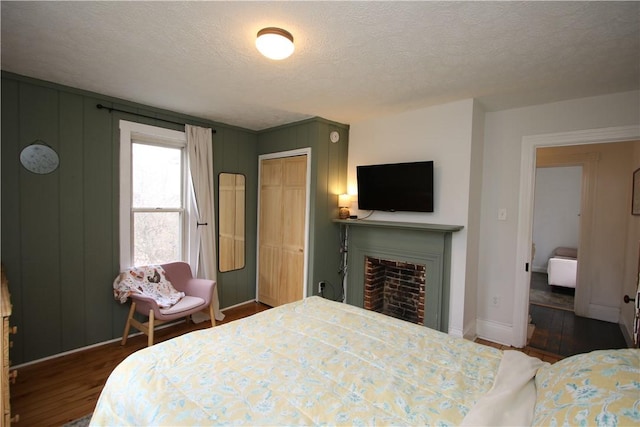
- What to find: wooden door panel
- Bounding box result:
[261,158,282,186]
[283,156,307,186]
[282,188,306,250]
[259,187,283,245]
[280,248,304,304]
[258,154,307,307]
[280,155,307,305]
[282,155,307,252]
[258,245,281,307]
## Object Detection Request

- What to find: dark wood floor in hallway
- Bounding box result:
[528,272,628,356]
[528,303,628,357]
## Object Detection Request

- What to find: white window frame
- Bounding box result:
[119,120,197,271]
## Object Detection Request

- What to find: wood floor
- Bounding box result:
[10,301,271,427]
[528,303,628,356]
[474,338,563,364]
[528,272,628,356]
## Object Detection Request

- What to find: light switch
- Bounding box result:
[498,208,507,221]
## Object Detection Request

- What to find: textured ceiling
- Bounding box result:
[1,1,638,131]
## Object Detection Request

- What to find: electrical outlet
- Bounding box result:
[498,208,507,221]
[492,295,500,307]
[318,281,326,293]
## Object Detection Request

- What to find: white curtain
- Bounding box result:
[186,124,224,321]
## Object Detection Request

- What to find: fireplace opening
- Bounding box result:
[363,256,426,324]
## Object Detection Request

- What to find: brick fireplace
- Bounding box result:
[364,257,426,324]
[340,219,462,332]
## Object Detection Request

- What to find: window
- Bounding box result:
[131,142,183,265]
[119,121,196,270]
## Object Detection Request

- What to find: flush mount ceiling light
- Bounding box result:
[256,27,294,60]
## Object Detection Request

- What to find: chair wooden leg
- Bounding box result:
[209,303,216,327]
[148,309,154,347]
[121,302,137,345]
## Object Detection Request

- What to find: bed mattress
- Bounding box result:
[91,296,502,425]
[91,297,640,426]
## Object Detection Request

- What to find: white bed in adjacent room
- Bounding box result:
[547,247,578,288]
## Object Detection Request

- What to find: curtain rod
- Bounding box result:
[96,104,217,133]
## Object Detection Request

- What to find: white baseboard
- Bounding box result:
[475,318,517,347]
[14,300,261,369]
[462,319,477,342]
[222,299,259,311]
[587,304,620,323]
[532,266,547,273]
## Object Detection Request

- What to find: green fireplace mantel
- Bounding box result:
[334,218,462,333]
[332,219,463,233]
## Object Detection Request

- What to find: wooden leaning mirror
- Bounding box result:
[218,173,246,272]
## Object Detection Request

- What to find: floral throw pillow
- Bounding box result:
[533,349,640,427]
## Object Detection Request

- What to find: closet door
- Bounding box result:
[258,154,307,307]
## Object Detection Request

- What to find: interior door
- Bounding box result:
[258,154,307,307]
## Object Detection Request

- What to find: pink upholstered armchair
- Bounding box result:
[121,261,217,346]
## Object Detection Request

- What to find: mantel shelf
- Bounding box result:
[332,219,463,233]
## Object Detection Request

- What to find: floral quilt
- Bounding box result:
[91,296,501,426]
[91,296,639,426]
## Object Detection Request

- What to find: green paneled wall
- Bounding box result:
[213,128,259,308]
[257,119,350,300]
[1,72,350,365]
[1,72,261,364]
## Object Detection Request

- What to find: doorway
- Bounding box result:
[256,149,311,307]
[530,164,582,313]
[514,126,640,348]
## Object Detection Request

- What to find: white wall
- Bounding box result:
[347,99,477,337]
[532,166,582,271]
[463,101,485,338]
[346,90,639,346]
[478,90,640,346]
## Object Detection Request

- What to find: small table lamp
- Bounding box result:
[338,194,351,219]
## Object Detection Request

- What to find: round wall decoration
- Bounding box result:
[20,141,59,174]
[330,130,340,143]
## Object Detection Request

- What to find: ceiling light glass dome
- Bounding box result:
[256,27,295,60]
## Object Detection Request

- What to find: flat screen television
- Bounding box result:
[357,161,434,212]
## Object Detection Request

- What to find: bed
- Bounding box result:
[91,296,639,426]
[547,247,578,288]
